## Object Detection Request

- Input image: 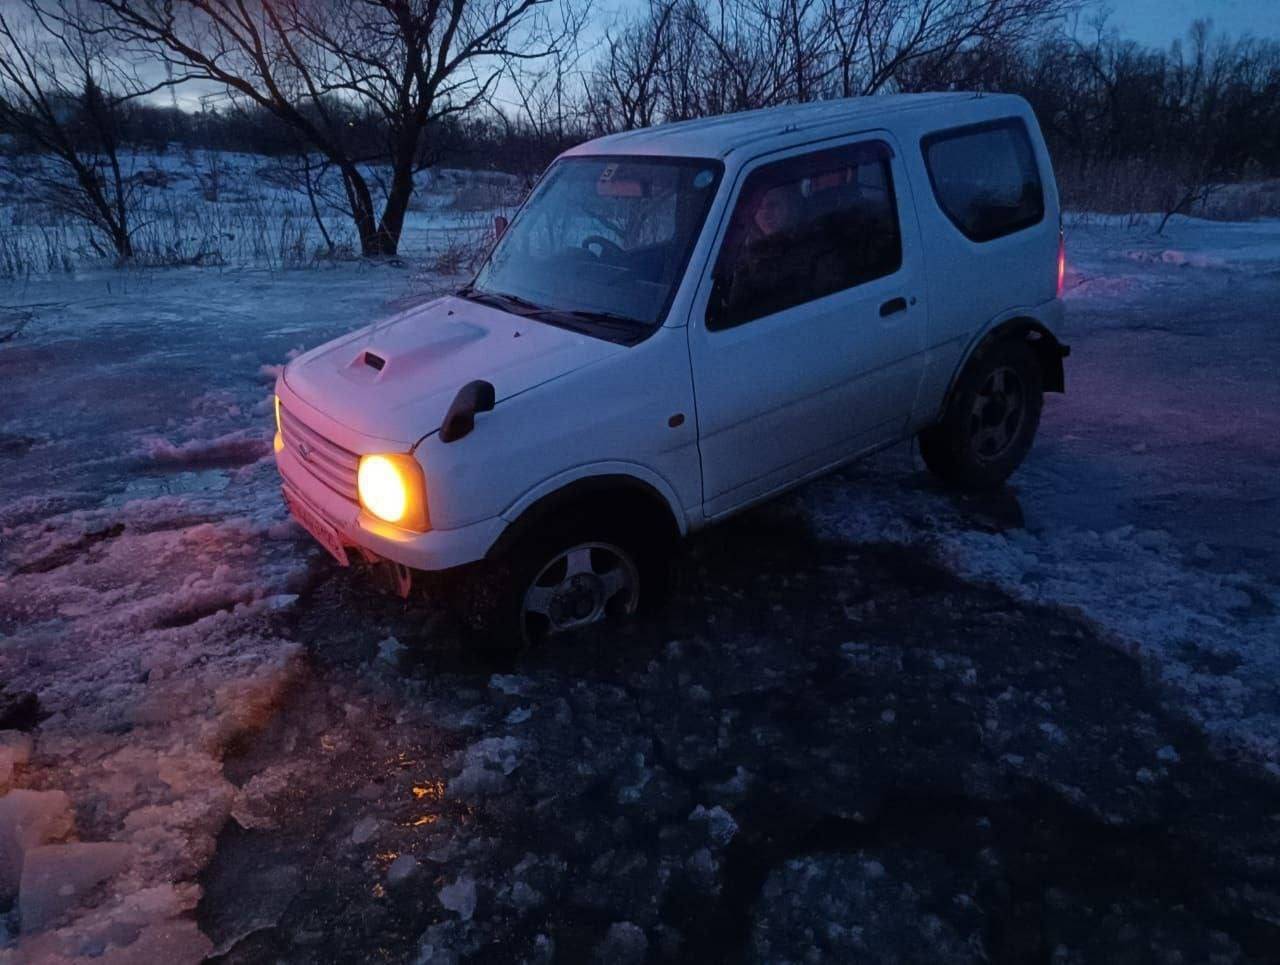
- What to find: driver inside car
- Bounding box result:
[722,181,828,321]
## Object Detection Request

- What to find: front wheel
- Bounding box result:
[919,338,1044,491]
[467,513,669,651]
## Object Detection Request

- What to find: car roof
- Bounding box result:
[562,92,1023,161]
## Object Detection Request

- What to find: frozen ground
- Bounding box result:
[0,213,1279,962]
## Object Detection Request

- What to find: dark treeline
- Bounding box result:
[914,20,1280,215]
[100,101,578,178]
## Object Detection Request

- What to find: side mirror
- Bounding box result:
[493,215,508,240]
[439,380,497,443]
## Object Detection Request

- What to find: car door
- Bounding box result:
[686,131,927,518]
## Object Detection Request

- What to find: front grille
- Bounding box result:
[279,404,359,503]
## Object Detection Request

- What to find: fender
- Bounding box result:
[486,463,689,560]
[947,305,1069,402]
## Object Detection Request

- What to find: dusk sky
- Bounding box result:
[1101,0,1280,46]
[140,0,1280,111]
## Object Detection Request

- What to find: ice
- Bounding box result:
[1123,249,1228,269]
[350,816,380,844]
[752,853,980,962]
[447,737,524,798]
[488,674,531,696]
[438,876,477,920]
[595,922,647,965]
[688,804,738,847]
[0,790,74,900]
[0,268,376,956]
[387,855,424,891]
[377,636,409,670]
[139,428,270,467]
[19,842,134,932]
[0,158,523,956]
[799,215,1280,773]
[0,734,34,766]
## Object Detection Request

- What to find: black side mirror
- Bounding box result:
[439,380,496,443]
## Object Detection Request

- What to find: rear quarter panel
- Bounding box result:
[894,97,1062,427]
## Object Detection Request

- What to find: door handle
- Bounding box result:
[879,296,908,317]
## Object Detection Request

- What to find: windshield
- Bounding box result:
[467,156,723,338]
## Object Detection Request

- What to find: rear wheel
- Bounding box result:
[919,338,1043,491]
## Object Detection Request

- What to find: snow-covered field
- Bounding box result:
[1,202,1279,961]
[0,150,521,276]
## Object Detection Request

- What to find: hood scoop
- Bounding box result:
[363,351,386,371]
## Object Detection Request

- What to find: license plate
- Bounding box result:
[283,486,349,567]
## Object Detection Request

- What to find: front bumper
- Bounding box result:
[274,421,504,573]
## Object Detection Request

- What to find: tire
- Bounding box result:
[465,507,671,651]
[919,337,1044,491]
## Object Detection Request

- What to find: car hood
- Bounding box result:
[282,295,627,445]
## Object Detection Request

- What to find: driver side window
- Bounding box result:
[707,140,903,331]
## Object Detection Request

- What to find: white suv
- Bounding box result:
[273,92,1068,646]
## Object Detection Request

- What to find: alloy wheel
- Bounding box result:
[521,541,640,645]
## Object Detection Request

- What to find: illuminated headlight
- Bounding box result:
[357,453,429,531]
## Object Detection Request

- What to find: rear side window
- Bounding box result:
[707,140,902,331]
[922,118,1044,242]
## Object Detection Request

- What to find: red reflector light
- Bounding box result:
[1057,231,1066,297]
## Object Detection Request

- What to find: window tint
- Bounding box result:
[922,118,1045,242]
[707,141,902,331]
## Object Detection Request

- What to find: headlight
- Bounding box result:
[357,453,429,531]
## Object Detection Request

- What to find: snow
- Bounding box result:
[807,213,1280,773]
[386,854,423,891]
[688,804,739,846]
[446,737,525,798]
[752,852,981,962]
[0,150,519,278]
[437,876,477,919]
[0,790,74,899]
[20,842,134,932]
[3,166,1280,956]
[594,921,648,964]
[0,261,435,956]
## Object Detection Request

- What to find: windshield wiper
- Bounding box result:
[557,308,646,328]
[457,286,547,317]
[457,287,648,344]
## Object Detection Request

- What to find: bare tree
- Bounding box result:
[819,0,1071,96]
[585,0,1071,133]
[0,0,174,259]
[98,0,587,258]
[585,0,679,132]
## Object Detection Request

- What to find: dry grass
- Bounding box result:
[447,179,524,212]
[0,187,357,278]
[129,194,352,270]
[0,221,76,276]
[1060,160,1280,222]
[424,211,497,275]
